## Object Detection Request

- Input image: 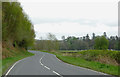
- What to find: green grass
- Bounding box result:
[59,50,79,52]
[2,50,34,74]
[78,50,119,59]
[0,60,2,77]
[56,54,118,76]
[40,50,119,76]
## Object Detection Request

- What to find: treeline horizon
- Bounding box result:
[34,32,120,51]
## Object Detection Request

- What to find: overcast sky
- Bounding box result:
[19,0,119,40]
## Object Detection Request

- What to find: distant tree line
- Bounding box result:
[2,2,35,49]
[35,32,120,51]
[34,33,59,51]
[60,32,119,50]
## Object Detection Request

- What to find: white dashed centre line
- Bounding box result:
[39,54,63,77]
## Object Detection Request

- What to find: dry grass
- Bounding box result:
[96,55,118,66]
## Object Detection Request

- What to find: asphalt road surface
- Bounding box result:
[5,50,111,77]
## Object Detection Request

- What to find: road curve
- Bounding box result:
[4,50,111,77]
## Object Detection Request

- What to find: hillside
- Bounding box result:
[2,2,35,75]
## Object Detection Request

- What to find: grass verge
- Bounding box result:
[56,54,118,76]
[0,60,2,76]
[39,50,118,76]
[2,50,34,75]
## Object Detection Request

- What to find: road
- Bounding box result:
[5,50,111,77]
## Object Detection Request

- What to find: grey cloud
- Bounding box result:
[31,17,117,27]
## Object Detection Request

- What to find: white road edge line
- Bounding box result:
[4,54,37,77]
[54,55,108,75]
[39,54,62,77]
[5,61,19,77]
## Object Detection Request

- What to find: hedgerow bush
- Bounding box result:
[78,50,119,65]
